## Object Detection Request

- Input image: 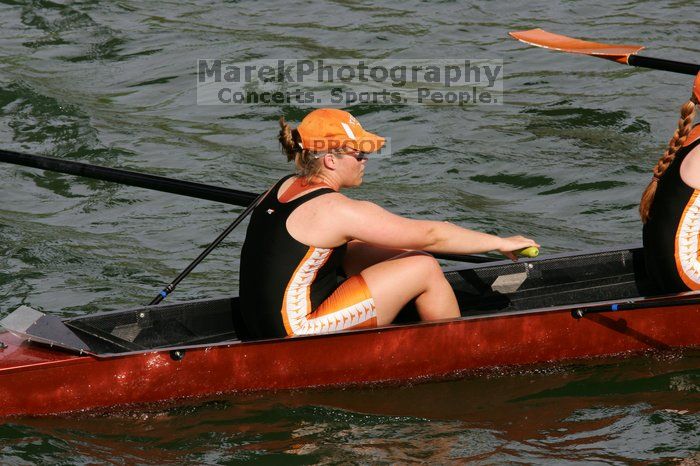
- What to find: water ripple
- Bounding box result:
[1,0,699,463]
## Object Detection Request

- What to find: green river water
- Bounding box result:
[0,0,699,464]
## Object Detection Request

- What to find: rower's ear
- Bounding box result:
[321,152,338,170]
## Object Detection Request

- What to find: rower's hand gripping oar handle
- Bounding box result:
[148,191,267,306]
[434,247,540,263]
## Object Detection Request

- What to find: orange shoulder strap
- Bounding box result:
[683,125,700,147]
[278,177,331,203]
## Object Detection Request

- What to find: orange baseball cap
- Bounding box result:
[297,108,385,153]
[694,71,700,103]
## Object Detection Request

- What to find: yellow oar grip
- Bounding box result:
[518,246,539,258]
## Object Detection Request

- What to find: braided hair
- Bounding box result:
[639,96,697,223]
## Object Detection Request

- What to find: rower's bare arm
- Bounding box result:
[680,145,700,189]
[335,199,538,256]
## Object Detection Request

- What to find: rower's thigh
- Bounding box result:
[343,240,408,277]
[360,253,443,326]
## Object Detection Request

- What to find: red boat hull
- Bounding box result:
[1,304,699,417]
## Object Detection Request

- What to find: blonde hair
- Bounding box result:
[639,97,697,223]
[278,117,323,183]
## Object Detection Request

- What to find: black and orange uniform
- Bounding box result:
[239,175,376,339]
[643,130,700,292]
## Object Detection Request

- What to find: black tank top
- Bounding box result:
[643,137,700,292]
[239,175,348,338]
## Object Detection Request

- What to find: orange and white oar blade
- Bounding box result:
[509,28,644,64]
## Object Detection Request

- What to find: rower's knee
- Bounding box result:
[406,253,443,284]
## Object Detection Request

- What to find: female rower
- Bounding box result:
[239,108,538,339]
[641,72,700,292]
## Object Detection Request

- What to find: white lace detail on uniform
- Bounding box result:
[677,192,700,286]
[284,247,376,335]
